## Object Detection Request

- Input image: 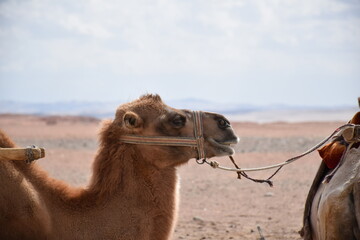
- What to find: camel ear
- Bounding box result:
[123,112,143,129]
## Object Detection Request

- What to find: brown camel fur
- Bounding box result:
[0,94,239,240]
[300,112,360,240]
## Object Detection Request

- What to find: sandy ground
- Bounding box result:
[0,114,349,240]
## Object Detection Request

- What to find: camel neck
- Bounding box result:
[89,144,178,204]
[87,144,178,239]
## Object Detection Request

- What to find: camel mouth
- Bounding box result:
[208,137,239,156]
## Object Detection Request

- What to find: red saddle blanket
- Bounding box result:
[318,112,360,169]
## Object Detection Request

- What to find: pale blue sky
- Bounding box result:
[0,0,359,107]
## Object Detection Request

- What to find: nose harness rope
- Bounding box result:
[119,111,206,160]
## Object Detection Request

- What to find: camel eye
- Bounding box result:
[218,118,230,129]
[172,115,186,128]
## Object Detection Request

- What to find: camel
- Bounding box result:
[0,94,239,240]
[300,112,360,240]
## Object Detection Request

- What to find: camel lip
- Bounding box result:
[214,137,240,146]
[208,137,239,155]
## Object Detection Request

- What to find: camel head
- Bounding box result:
[104,94,239,168]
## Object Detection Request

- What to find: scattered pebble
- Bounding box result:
[264,192,275,197]
[193,216,204,222]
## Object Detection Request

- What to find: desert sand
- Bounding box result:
[0,114,349,240]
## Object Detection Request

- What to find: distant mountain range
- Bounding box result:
[0,99,358,122]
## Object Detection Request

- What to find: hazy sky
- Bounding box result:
[0,0,359,107]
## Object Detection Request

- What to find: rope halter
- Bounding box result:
[119,111,206,159]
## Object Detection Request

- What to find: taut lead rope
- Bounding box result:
[200,123,358,186]
[119,111,206,160]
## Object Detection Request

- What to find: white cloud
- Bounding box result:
[58,15,112,39]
